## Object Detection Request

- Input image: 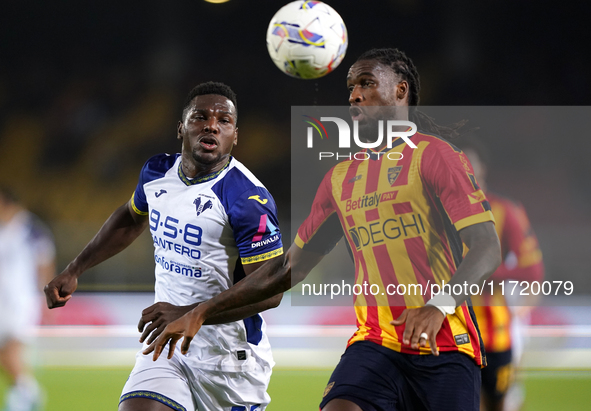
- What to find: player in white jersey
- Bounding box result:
[1,186,56,411]
[44,82,284,411]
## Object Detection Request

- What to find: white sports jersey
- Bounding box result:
[131,153,283,372]
[0,211,54,343]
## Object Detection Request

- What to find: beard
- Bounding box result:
[191,148,223,166]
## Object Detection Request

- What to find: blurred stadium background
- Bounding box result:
[1,0,591,409]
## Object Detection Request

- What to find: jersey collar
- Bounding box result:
[364,134,415,160]
[177,157,232,186]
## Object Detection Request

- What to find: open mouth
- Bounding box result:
[349,106,365,122]
[199,135,218,150]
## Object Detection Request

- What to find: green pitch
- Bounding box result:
[1,368,590,410]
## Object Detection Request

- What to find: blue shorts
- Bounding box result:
[319,341,481,411]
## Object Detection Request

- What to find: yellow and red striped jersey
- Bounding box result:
[295,132,495,365]
[471,192,544,353]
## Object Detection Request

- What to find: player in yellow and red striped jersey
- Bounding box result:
[461,141,544,411]
[295,130,493,364]
[146,49,502,411]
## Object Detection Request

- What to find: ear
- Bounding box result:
[396,80,409,102]
[233,127,238,146]
[177,121,184,140]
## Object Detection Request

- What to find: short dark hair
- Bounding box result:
[182,81,238,121]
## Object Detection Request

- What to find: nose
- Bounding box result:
[349,85,363,105]
[203,118,219,134]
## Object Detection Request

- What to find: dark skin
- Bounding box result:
[143,63,501,411]
[347,59,409,142]
[144,222,499,356]
[144,61,501,411]
[178,94,238,177]
[44,94,283,411]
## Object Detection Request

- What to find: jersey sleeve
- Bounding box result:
[226,186,284,265]
[131,154,177,215]
[131,160,152,215]
[295,167,344,254]
[421,142,495,231]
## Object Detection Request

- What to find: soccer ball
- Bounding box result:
[266,1,348,79]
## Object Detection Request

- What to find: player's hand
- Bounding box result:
[390,306,445,356]
[143,308,204,361]
[43,271,78,309]
[138,302,199,344]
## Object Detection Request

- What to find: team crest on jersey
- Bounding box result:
[193,196,213,216]
[388,166,403,186]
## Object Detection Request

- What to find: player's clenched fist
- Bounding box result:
[43,271,78,308]
[143,308,204,361]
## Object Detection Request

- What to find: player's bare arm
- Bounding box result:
[391,221,501,355]
[43,200,148,309]
[202,259,284,323]
[144,244,324,360]
[138,258,284,345]
[451,221,502,302]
